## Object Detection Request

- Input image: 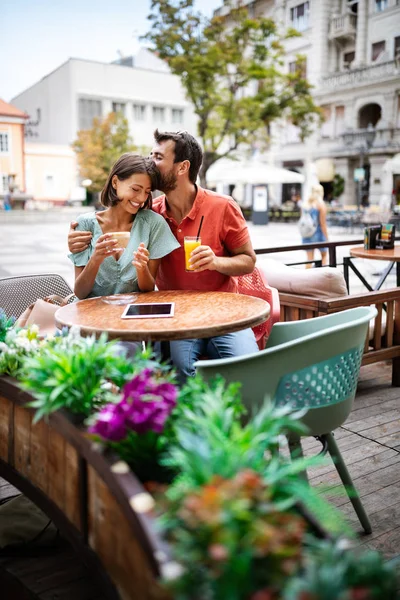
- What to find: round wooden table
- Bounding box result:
[55,290,270,342]
[350,246,400,262]
[347,245,400,291]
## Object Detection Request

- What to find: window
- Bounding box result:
[152,106,165,122]
[288,58,307,79]
[395,36,400,58]
[343,51,355,69]
[112,102,126,115]
[44,174,55,197]
[172,108,184,124]
[321,107,333,138]
[133,104,146,121]
[1,175,8,192]
[371,40,386,61]
[290,2,309,31]
[335,106,345,137]
[0,133,9,153]
[78,98,102,130]
[397,96,400,128]
[375,0,388,11]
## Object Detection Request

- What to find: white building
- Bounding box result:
[214,0,400,206]
[11,48,197,203]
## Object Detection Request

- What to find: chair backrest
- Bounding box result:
[236,267,280,349]
[195,307,377,435]
[0,274,73,319]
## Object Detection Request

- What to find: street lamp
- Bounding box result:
[355,128,375,209]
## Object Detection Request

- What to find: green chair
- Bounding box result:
[195,306,377,534]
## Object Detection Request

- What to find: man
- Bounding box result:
[68,129,258,382]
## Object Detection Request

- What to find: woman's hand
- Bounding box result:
[92,233,119,262]
[132,242,150,271]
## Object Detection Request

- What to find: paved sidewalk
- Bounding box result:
[0,208,395,292]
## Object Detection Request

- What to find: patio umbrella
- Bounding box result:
[206,159,305,185]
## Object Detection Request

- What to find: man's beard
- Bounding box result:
[159,170,178,193]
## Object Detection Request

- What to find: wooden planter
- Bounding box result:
[0,376,169,600]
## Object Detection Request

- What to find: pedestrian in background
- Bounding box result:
[300,183,329,267]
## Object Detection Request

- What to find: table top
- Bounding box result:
[350,246,400,262]
[55,290,270,342]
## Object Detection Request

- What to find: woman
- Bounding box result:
[69,153,179,299]
[300,183,329,267]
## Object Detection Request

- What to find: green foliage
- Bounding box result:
[160,470,308,600]
[162,375,347,536]
[72,111,136,193]
[282,537,399,600]
[333,173,345,200]
[145,0,323,183]
[0,309,15,343]
[18,329,151,421]
[0,325,42,377]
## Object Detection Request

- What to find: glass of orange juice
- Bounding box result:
[184,236,201,271]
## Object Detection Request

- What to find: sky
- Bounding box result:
[1,0,223,102]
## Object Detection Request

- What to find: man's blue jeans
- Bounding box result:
[169,328,258,385]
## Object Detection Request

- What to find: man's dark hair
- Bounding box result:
[154,129,203,184]
[101,153,160,208]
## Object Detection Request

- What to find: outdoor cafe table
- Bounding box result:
[55,290,270,342]
[344,246,400,292]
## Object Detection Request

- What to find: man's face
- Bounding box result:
[150,140,179,193]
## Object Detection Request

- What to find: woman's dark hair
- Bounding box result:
[153,129,203,183]
[101,153,161,208]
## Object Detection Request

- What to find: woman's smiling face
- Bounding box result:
[112,172,152,213]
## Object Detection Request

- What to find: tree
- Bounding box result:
[72,111,137,194]
[145,0,323,185]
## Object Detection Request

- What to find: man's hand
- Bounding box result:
[189,245,218,272]
[68,221,92,253]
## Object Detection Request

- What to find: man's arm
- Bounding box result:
[189,241,256,276]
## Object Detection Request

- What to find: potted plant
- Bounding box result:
[0,318,398,599]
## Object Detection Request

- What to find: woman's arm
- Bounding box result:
[133,243,161,292]
[319,202,329,239]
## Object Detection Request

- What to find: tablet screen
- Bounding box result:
[121,303,175,318]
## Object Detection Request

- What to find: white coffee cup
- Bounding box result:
[110,232,130,248]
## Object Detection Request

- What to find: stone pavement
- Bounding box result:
[0,207,396,293]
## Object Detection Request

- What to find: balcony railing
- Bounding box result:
[329,12,357,40]
[322,60,399,89]
[341,128,376,149]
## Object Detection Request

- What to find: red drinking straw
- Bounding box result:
[196,216,204,240]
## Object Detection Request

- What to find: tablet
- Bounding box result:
[121,303,175,319]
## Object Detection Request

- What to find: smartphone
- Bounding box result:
[121,303,175,319]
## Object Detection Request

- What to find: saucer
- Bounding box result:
[102,295,137,305]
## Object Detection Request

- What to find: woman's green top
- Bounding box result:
[68,210,180,298]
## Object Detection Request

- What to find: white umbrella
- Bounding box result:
[206,159,305,185]
[383,154,400,175]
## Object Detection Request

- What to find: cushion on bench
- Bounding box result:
[257,258,347,299]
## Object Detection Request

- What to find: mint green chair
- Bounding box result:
[195,306,377,534]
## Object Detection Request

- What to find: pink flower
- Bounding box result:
[89,369,177,441]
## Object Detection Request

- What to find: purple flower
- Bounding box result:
[121,369,177,434]
[89,369,178,442]
[89,403,127,441]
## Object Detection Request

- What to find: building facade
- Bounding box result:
[0,99,28,198]
[214,0,400,206]
[11,48,197,204]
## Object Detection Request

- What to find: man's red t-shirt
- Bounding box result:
[153,187,250,293]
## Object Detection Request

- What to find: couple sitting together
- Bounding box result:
[68,129,259,384]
